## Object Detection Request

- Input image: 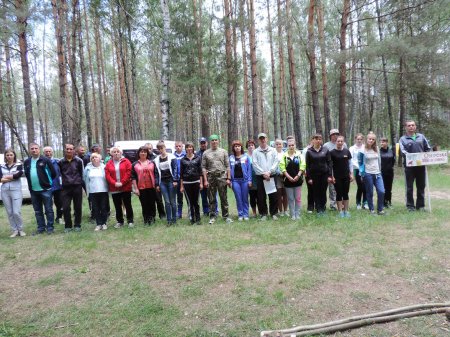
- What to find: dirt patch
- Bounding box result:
[430,190,450,200]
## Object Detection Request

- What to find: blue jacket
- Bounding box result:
[399,133,431,166]
[229,154,252,183]
[24,156,56,191]
[173,151,186,180]
[49,158,62,191]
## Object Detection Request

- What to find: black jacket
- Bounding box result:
[305,146,332,177]
[24,156,57,191]
[59,156,84,186]
[180,154,203,182]
[380,147,396,173]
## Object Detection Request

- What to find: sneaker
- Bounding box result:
[74,227,82,232]
[279,212,285,217]
[291,216,297,221]
[272,215,278,220]
[225,218,234,224]
[339,211,345,218]
[377,210,386,215]
[345,212,351,218]
[102,224,108,230]
[260,215,267,221]
[244,217,249,221]
[95,225,102,231]
[356,204,362,210]
[370,210,376,215]
[238,217,243,221]
[64,228,72,233]
[114,223,124,229]
[407,207,415,212]
[307,210,313,214]
[128,222,134,228]
[330,205,337,211]
[363,203,370,210]
[208,218,216,225]
[19,230,26,236]
[10,231,19,238]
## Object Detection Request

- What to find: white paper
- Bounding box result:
[263,177,277,194]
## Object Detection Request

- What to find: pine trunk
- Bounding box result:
[338,0,350,138]
[248,0,259,138]
[240,0,252,140]
[160,0,171,140]
[266,0,278,139]
[225,0,236,149]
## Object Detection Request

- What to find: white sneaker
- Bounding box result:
[260,215,267,221]
[244,217,249,221]
[225,217,234,223]
[307,210,313,214]
[284,211,290,217]
[102,224,108,230]
[238,217,243,221]
[208,218,216,224]
[364,204,370,210]
[128,222,134,228]
[19,230,26,236]
[272,215,278,220]
[291,216,296,221]
[94,225,102,231]
[10,231,19,238]
[279,212,285,217]
[356,204,362,210]
[114,223,123,229]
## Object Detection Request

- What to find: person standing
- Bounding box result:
[197,137,214,216]
[274,139,288,216]
[59,144,84,232]
[229,140,252,221]
[305,134,333,215]
[83,153,109,231]
[180,142,203,225]
[252,133,280,220]
[349,133,368,210]
[43,146,64,224]
[324,129,347,210]
[202,134,233,224]
[174,141,186,218]
[131,146,157,225]
[246,140,259,217]
[399,120,431,211]
[279,137,305,220]
[380,137,396,208]
[1,149,25,237]
[145,142,166,219]
[330,136,354,218]
[358,132,385,215]
[76,145,90,167]
[24,143,57,234]
[303,137,315,213]
[105,147,134,228]
[154,141,178,226]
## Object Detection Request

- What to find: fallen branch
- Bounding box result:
[261,302,450,337]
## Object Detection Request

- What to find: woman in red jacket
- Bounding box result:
[105,146,134,228]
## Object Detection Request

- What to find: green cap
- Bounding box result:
[210,134,219,141]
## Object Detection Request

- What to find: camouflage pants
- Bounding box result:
[328,183,337,208]
[207,174,229,219]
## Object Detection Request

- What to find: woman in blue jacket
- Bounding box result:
[229,140,252,221]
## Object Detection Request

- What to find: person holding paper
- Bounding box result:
[252,133,280,220]
[305,134,333,215]
[399,120,431,211]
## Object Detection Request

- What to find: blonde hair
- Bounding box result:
[365,132,378,152]
[110,146,123,154]
[90,152,102,161]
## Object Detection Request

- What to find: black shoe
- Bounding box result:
[32,231,45,236]
[407,207,415,212]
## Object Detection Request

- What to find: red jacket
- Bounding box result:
[105,157,132,192]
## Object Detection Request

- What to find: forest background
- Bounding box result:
[0,0,449,158]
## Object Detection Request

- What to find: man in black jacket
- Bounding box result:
[59,144,84,232]
[24,143,57,234]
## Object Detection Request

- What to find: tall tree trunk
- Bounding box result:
[248,0,259,138]
[93,14,107,146]
[0,47,5,152]
[277,0,286,139]
[286,0,302,147]
[338,0,350,137]
[31,54,45,146]
[375,0,395,145]
[355,0,367,134]
[41,24,50,146]
[16,0,35,145]
[52,0,70,145]
[307,0,321,135]
[100,30,111,146]
[266,0,278,139]
[160,0,171,140]
[239,0,252,140]
[398,55,407,166]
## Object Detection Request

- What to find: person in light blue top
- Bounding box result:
[229,140,252,221]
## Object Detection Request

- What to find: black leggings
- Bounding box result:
[334,176,350,201]
[310,173,328,212]
[183,182,201,222]
[112,192,134,224]
[138,188,156,223]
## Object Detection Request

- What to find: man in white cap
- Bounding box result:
[324,129,347,210]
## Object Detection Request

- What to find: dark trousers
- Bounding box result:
[53,189,63,220]
[310,173,328,213]
[249,189,258,212]
[256,176,278,216]
[306,179,314,211]
[90,192,109,226]
[382,170,394,206]
[200,188,209,215]
[184,182,200,222]
[334,176,350,201]
[155,190,166,218]
[354,169,367,205]
[176,184,184,218]
[404,166,426,209]
[112,192,134,224]
[61,184,83,229]
[138,188,156,224]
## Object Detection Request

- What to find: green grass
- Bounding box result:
[0,166,449,336]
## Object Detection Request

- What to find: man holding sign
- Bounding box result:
[399,120,431,211]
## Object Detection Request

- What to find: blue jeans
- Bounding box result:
[31,189,54,233]
[363,173,385,212]
[159,180,177,223]
[232,179,249,218]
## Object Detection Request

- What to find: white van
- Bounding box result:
[0,154,31,202]
[113,140,176,163]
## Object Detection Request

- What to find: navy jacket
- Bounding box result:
[24,156,57,191]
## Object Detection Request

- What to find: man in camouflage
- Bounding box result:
[202,134,233,224]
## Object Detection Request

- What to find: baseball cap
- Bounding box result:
[199,137,207,143]
[209,134,219,141]
[329,129,340,136]
[258,133,268,139]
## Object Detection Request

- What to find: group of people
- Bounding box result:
[0,120,431,237]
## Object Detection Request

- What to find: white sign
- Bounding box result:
[406,151,448,167]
